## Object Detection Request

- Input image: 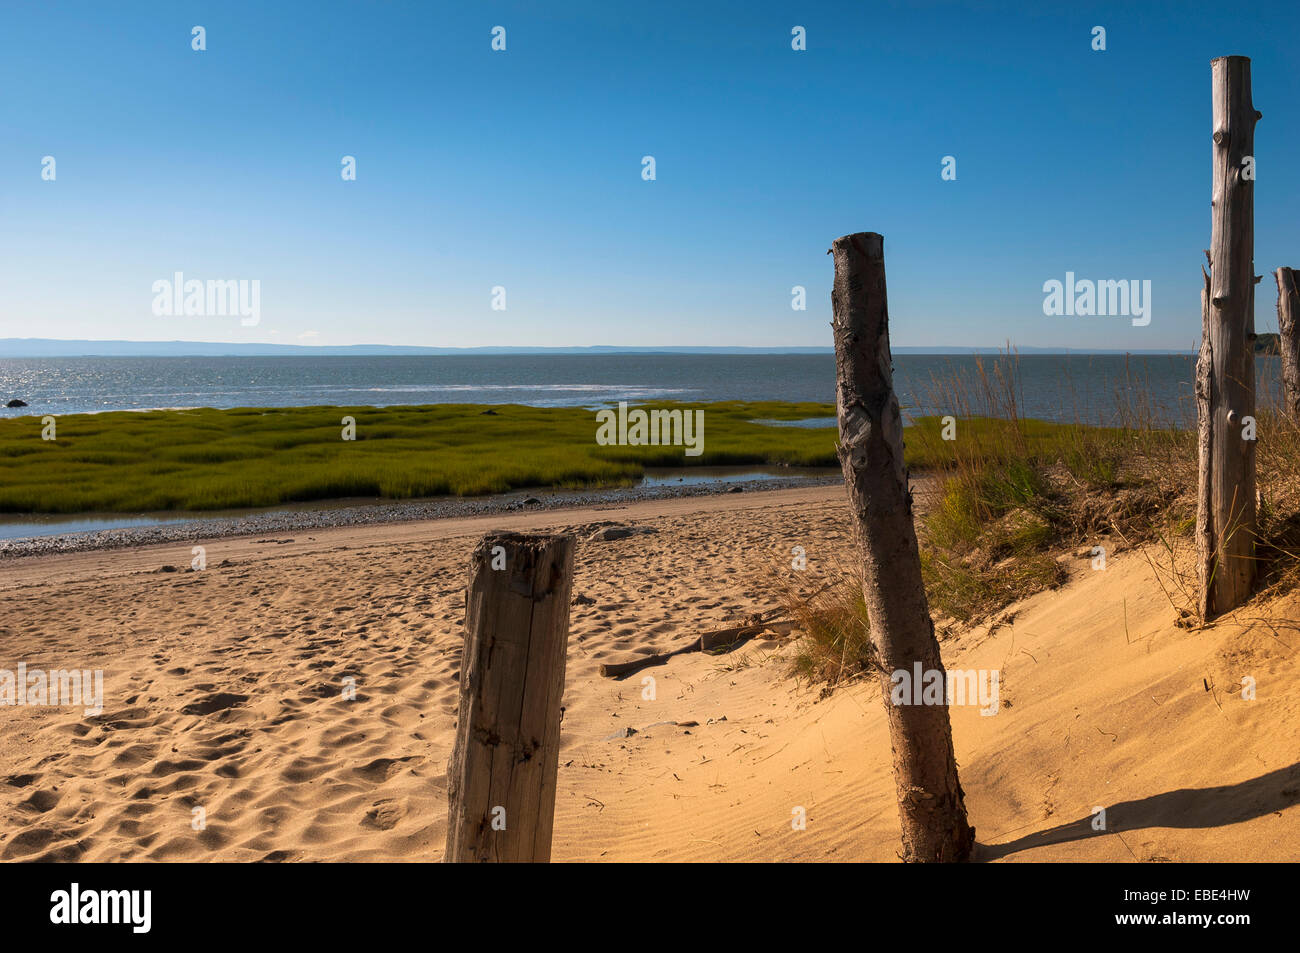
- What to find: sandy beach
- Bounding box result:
[1,483,1296,862]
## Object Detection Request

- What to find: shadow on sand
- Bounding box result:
[977,762,1300,861]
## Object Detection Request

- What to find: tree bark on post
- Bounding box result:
[830,231,975,862]
[1198,55,1259,619]
[1275,267,1300,420]
[445,531,575,862]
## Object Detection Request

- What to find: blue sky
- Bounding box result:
[2,0,1299,350]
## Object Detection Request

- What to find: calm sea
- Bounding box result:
[0,354,1282,427]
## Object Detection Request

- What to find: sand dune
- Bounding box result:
[0,485,1296,861]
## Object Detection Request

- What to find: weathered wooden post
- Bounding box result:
[1197,55,1259,619]
[830,231,975,862]
[445,531,575,862]
[1275,267,1300,419]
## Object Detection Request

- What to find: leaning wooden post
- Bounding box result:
[1197,55,1259,619]
[1275,267,1300,420]
[445,531,575,862]
[830,231,975,862]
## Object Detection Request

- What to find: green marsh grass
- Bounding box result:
[0,397,1164,517]
[0,402,841,514]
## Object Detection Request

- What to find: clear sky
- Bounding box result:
[2,0,1298,351]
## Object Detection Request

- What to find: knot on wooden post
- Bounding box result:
[838,404,873,469]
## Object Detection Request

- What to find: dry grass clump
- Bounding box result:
[783,576,876,692]
[905,354,1198,629]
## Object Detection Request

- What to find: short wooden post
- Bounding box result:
[831,231,975,862]
[445,531,575,862]
[1275,267,1300,419]
[1197,55,1259,618]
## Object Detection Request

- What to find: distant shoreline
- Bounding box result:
[0,338,1199,358]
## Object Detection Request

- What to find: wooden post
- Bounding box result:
[1197,55,1259,619]
[1275,267,1300,419]
[445,531,575,862]
[830,231,975,862]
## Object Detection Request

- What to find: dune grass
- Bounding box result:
[789,352,1300,687]
[0,402,841,514]
[789,354,1199,684]
[784,410,1191,686]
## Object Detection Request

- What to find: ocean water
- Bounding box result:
[0,353,1282,427]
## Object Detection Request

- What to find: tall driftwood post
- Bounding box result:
[445,531,575,862]
[1198,55,1259,619]
[1275,267,1300,419]
[830,231,975,862]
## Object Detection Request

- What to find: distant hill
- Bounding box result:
[1255,332,1281,354]
[0,339,1195,358]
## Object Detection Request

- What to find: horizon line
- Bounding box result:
[0,337,1201,357]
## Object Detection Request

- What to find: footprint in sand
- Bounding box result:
[361,798,404,830]
[180,692,248,716]
[353,757,415,784]
[18,789,61,814]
